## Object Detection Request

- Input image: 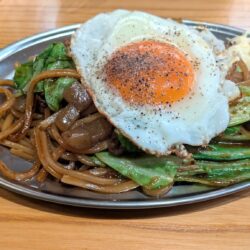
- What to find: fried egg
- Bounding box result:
[71,10,239,155]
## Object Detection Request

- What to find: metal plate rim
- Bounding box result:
[0,20,249,209]
[0,176,250,209]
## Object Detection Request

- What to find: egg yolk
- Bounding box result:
[104,40,194,105]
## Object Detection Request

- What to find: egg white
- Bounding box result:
[71,10,235,155]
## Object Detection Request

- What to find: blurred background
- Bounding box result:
[0,0,250,47]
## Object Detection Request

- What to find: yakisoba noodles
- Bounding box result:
[0,69,141,194]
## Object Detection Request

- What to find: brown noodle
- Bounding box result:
[0,80,15,86]
[227,60,250,84]
[61,175,139,193]
[238,59,249,81]
[0,160,40,181]
[13,69,81,141]
[36,168,48,183]
[0,87,15,115]
[35,127,123,186]
[0,118,24,141]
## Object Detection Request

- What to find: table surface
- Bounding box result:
[0,0,250,249]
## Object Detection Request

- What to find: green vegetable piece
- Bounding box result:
[14,42,75,93]
[37,43,54,59]
[229,96,250,127]
[90,156,106,167]
[176,159,250,186]
[193,143,250,161]
[46,43,74,69]
[218,125,250,141]
[96,152,178,190]
[50,43,67,58]
[239,85,250,96]
[46,60,74,70]
[223,126,241,136]
[116,132,139,153]
[13,61,33,90]
[13,42,77,110]
[44,77,75,111]
[236,65,242,72]
[33,58,45,77]
[29,44,55,85]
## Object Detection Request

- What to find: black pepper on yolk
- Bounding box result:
[104,40,195,105]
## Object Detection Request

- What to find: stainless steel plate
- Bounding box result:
[0,21,249,209]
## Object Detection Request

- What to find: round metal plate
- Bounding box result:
[0,21,249,209]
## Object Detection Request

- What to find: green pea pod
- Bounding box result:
[239,85,250,96]
[115,130,140,153]
[96,152,178,190]
[193,144,250,161]
[176,159,250,186]
[229,96,250,127]
[218,125,250,141]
